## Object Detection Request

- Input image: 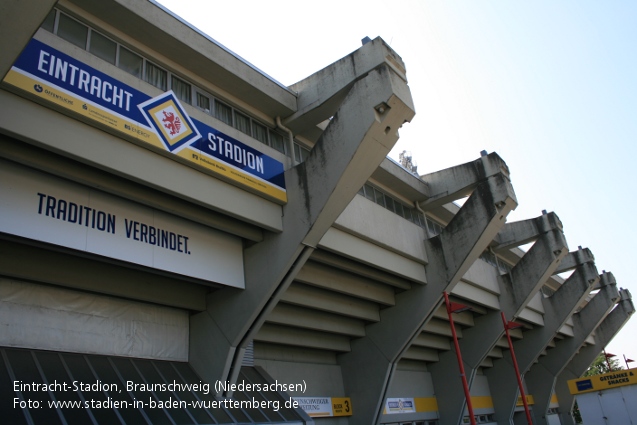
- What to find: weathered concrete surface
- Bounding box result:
[554,289,634,425]
[553,247,595,275]
[287,37,410,133]
[190,38,415,390]
[419,151,513,210]
[526,273,620,425]
[486,259,599,425]
[492,211,563,252]
[432,214,568,425]
[339,153,517,425]
[0,0,56,80]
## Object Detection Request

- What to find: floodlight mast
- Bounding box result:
[501,312,533,425]
[444,292,476,425]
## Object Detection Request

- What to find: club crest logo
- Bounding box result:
[138,91,201,152]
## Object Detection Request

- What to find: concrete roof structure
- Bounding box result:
[0,1,632,424]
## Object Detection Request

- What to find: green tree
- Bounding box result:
[584,353,623,376]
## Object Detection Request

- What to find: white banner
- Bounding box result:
[0,159,244,288]
[293,397,333,417]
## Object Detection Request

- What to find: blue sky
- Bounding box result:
[156,0,637,365]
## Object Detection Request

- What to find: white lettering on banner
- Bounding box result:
[208,133,264,174]
[37,50,133,111]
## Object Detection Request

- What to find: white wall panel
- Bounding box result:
[0,158,244,287]
[0,278,188,360]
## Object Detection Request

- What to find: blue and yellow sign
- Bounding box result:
[568,368,637,395]
[138,91,200,152]
[383,397,438,415]
[3,38,287,203]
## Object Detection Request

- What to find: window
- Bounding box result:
[416,212,426,227]
[214,100,233,126]
[371,188,384,208]
[196,92,210,112]
[362,184,374,201]
[394,201,405,217]
[42,8,298,161]
[403,206,414,222]
[118,46,142,78]
[89,31,116,65]
[145,61,167,91]
[269,131,285,153]
[41,9,56,33]
[424,216,443,237]
[234,111,251,135]
[358,183,438,231]
[57,13,87,49]
[480,250,511,274]
[252,122,268,145]
[294,144,310,163]
[171,75,191,104]
[384,195,395,212]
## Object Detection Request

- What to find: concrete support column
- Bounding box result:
[554,289,634,425]
[338,153,517,425]
[432,214,568,425]
[0,0,57,80]
[190,38,415,388]
[525,273,620,425]
[486,259,599,425]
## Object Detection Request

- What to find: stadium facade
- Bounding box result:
[0,1,633,424]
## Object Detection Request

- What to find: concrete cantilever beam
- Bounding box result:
[554,289,635,425]
[189,37,415,389]
[486,259,599,425]
[419,152,512,210]
[431,214,568,425]
[553,247,595,275]
[526,272,620,425]
[339,153,517,425]
[286,36,411,134]
[499,228,569,317]
[492,211,563,253]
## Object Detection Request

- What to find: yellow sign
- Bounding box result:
[293,397,352,417]
[516,395,535,406]
[568,368,637,394]
[331,397,353,416]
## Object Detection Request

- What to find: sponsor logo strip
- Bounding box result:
[4,39,286,203]
[4,68,164,150]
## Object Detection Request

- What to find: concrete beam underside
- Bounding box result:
[339,153,518,425]
[486,260,599,425]
[525,273,620,425]
[554,291,635,425]
[189,39,415,390]
[0,0,56,81]
[432,215,568,425]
